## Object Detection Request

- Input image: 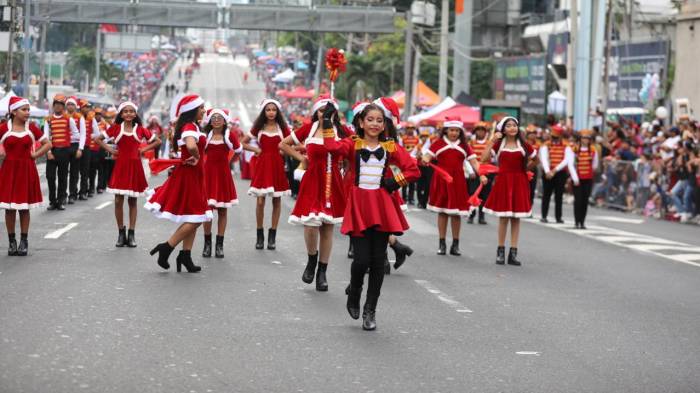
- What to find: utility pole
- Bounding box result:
[566,0,577,126]
[22,0,30,98]
[5,0,15,91]
[451,0,472,98]
[438,0,448,97]
[95,26,101,92]
[410,48,421,117]
[38,18,46,103]
[403,10,414,115]
[313,34,324,96]
[600,0,613,136]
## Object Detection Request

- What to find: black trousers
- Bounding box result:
[467,174,494,218]
[68,143,81,198]
[401,182,416,204]
[573,179,593,225]
[101,159,115,190]
[78,148,91,195]
[89,149,106,193]
[350,228,390,300]
[529,170,538,206]
[416,165,432,207]
[541,171,568,220]
[46,147,72,204]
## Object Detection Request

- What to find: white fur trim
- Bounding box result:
[260,99,282,112]
[293,168,305,181]
[435,136,467,158]
[117,101,138,114]
[312,98,338,115]
[143,200,213,223]
[178,96,204,117]
[178,130,202,146]
[106,187,147,197]
[206,108,230,124]
[352,102,369,116]
[288,212,343,227]
[247,186,291,198]
[496,116,518,132]
[0,201,45,210]
[443,120,464,129]
[207,198,239,208]
[9,98,30,112]
[427,204,474,216]
[373,98,392,119]
[482,207,532,218]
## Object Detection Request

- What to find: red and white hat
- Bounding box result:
[259,98,282,112]
[205,108,231,124]
[7,96,30,113]
[66,96,78,107]
[496,116,519,132]
[351,101,369,116]
[311,94,339,115]
[373,97,400,121]
[169,94,204,121]
[443,116,464,130]
[117,101,138,114]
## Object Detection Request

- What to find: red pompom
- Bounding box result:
[325,48,347,82]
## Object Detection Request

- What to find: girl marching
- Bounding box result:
[146,94,211,273]
[242,99,291,250]
[423,118,483,256]
[201,108,242,258]
[0,97,52,255]
[568,129,598,229]
[482,117,538,266]
[94,101,160,248]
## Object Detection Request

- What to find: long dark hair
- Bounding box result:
[312,108,347,139]
[439,125,468,146]
[354,104,395,141]
[500,118,529,171]
[173,107,201,153]
[251,103,289,137]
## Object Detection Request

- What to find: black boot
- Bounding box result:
[215,235,224,258]
[496,246,506,265]
[384,257,391,275]
[150,242,174,270]
[467,211,475,224]
[346,286,362,320]
[176,250,202,273]
[347,241,354,259]
[449,239,461,256]
[390,239,413,270]
[437,238,447,255]
[202,234,212,258]
[316,262,328,292]
[478,211,487,225]
[301,253,318,284]
[267,228,276,250]
[7,234,17,256]
[362,297,378,331]
[115,227,126,247]
[17,234,28,256]
[255,228,264,250]
[507,247,522,266]
[126,229,137,248]
[47,202,57,211]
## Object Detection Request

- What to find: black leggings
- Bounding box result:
[350,228,390,300]
[573,179,593,225]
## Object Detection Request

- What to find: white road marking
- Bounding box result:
[44,223,78,239]
[516,351,541,356]
[95,201,112,210]
[271,260,282,265]
[414,279,473,313]
[589,215,645,224]
[237,100,252,128]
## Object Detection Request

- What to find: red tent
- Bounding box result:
[285,86,314,99]
[275,89,289,97]
[424,104,480,128]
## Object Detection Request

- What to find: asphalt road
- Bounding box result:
[1,54,699,393]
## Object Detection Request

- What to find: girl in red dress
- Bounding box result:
[0,97,52,256]
[201,108,242,258]
[325,103,419,330]
[279,96,350,292]
[146,94,211,273]
[482,116,538,266]
[241,99,290,250]
[95,101,161,248]
[423,118,483,256]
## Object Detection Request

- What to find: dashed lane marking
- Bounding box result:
[95,201,112,210]
[414,279,473,313]
[44,223,78,239]
[588,215,645,224]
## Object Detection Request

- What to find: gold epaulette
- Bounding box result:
[380,139,396,153]
[352,135,364,150]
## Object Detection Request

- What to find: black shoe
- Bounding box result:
[267,229,276,250]
[467,215,475,224]
[362,297,378,331]
[346,286,362,320]
[202,234,212,258]
[87,192,94,198]
[97,189,104,194]
[580,224,587,230]
[68,196,76,204]
[496,246,506,265]
[126,229,137,248]
[437,238,446,255]
[574,222,580,229]
[478,214,487,225]
[347,242,354,259]
[316,263,328,292]
[215,235,224,258]
[449,239,461,256]
[540,217,548,223]
[7,235,17,256]
[507,247,522,266]
[302,253,318,284]
[78,193,88,201]
[149,242,174,270]
[391,239,413,270]
[556,219,565,224]
[115,227,126,247]
[255,228,264,250]
[176,250,201,273]
[57,202,66,211]
[47,203,57,211]
[17,236,28,256]
[384,257,391,275]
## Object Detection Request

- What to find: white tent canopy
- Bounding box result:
[407,97,457,124]
[0,92,49,117]
[272,68,296,83]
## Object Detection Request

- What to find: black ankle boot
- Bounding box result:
[384,257,391,275]
[362,297,378,331]
[496,246,506,265]
[437,238,447,255]
[126,229,137,248]
[302,253,318,284]
[507,247,522,266]
[478,211,487,225]
[202,234,212,258]
[347,242,354,259]
[176,250,201,273]
[449,239,461,256]
[215,235,224,258]
[346,286,362,320]
[150,242,175,270]
[7,234,17,256]
[267,228,276,250]
[315,263,328,292]
[115,227,126,247]
[390,239,413,270]
[17,234,28,256]
[255,228,264,250]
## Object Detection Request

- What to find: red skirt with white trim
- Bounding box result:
[341,187,408,237]
[483,172,532,217]
[204,153,238,208]
[0,157,44,209]
[427,167,472,215]
[144,164,213,223]
[107,157,148,197]
[247,152,290,197]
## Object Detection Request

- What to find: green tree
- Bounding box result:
[66,46,123,84]
[469,60,494,100]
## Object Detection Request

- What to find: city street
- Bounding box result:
[1,55,699,393]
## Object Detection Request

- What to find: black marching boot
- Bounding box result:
[115,227,127,247]
[384,257,391,275]
[176,250,202,273]
[255,228,264,250]
[126,229,137,248]
[390,239,414,270]
[17,234,28,256]
[449,239,461,256]
[346,286,362,320]
[467,212,475,224]
[478,211,487,225]
[437,238,447,255]
[507,247,522,266]
[496,246,506,265]
[301,253,318,284]
[315,263,328,292]
[215,235,224,258]
[150,242,174,270]
[347,242,354,259]
[267,229,276,250]
[7,234,17,256]
[362,297,378,331]
[202,234,212,258]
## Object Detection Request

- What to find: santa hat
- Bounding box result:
[373,97,400,122]
[351,101,369,116]
[8,96,30,113]
[169,94,204,121]
[205,108,231,124]
[550,124,564,137]
[66,96,78,106]
[311,94,339,115]
[496,116,519,132]
[259,98,282,112]
[442,117,464,130]
[117,101,138,114]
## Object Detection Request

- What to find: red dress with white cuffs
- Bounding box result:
[104,123,154,197]
[0,122,45,209]
[247,127,290,197]
[426,136,475,216]
[204,129,242,208]
[483,139,535,217]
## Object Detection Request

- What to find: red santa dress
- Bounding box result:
[205,128,242,207]
[0,121,45,209]
[426,136,475,216]
[483,139,536,217]
[247,126,290,197]
[104,122,155,197]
